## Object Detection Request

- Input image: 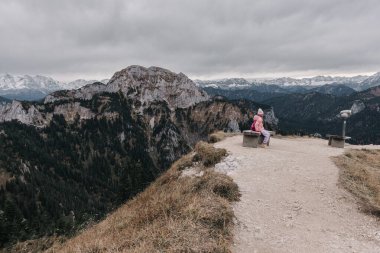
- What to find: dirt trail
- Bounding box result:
[214,136,380,253]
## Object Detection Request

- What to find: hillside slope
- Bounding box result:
[41,142,239,253]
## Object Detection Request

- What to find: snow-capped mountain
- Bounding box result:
[0,74,62,91]
[0,74,109,101]
[196,74,373,91]
[195,78,254,89]
[362,72,380,84]
[260,75,368,87]
[356,72,380,91]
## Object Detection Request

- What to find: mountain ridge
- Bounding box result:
[0,73,109,101]
[196,72,380,91]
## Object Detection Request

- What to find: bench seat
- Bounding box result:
[326,134,351,148]
[243,130,261,136]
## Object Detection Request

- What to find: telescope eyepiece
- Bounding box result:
[340,109,352,119]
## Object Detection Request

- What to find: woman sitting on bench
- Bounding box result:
[252,108,271,148]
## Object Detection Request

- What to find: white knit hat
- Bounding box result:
[258,108,264,115]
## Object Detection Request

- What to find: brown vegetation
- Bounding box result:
[208,131,228,143]
[333,149,380,214]
[208,131,240,144]
[46,143,239,253]
[195,141,227,167]
[1,236,64,253]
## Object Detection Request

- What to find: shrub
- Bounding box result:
[195,141,227,167]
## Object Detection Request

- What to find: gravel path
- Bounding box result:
[214,136,380,253]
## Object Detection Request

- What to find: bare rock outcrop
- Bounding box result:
[44,82,107,103]
[351,100,365,115]
[53,102,95,123]
[0,101,47,127]
[106,66,209,109]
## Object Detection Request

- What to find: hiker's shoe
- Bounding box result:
[260,144,267,148]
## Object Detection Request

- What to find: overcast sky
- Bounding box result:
[0,0,379,81]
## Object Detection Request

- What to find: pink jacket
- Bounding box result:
[254,115,264,132]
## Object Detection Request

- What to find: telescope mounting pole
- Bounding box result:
[342,120,346,139]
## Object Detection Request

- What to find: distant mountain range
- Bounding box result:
[200,73,380,102]
[1,72,379,102]
[196,72,380,92]
[0,74,109,101]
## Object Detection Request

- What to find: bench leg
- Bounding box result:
[331,138,345,148]
[243,135,259,148]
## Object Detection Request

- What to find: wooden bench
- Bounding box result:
[243,130,273,148]
[326,134,351,148]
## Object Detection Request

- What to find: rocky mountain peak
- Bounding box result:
[45,65,209,109]
[105,65,209,109]
[367,72,380,82]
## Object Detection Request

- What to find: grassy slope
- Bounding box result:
[42,142,240,253]
[333,149,380,214]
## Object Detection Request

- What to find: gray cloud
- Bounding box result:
[0,0,380,80]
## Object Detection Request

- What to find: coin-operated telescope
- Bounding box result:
[339,110,352,138]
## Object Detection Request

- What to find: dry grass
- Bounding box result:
[208,131,240,144]
[208,131,228,143]
[333,149,380,214]
[46,143,239,253]
[195,141,227,167]
[1,236,64,253]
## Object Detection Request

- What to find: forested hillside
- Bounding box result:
[263,87,380,144]
[0,93,160,246]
